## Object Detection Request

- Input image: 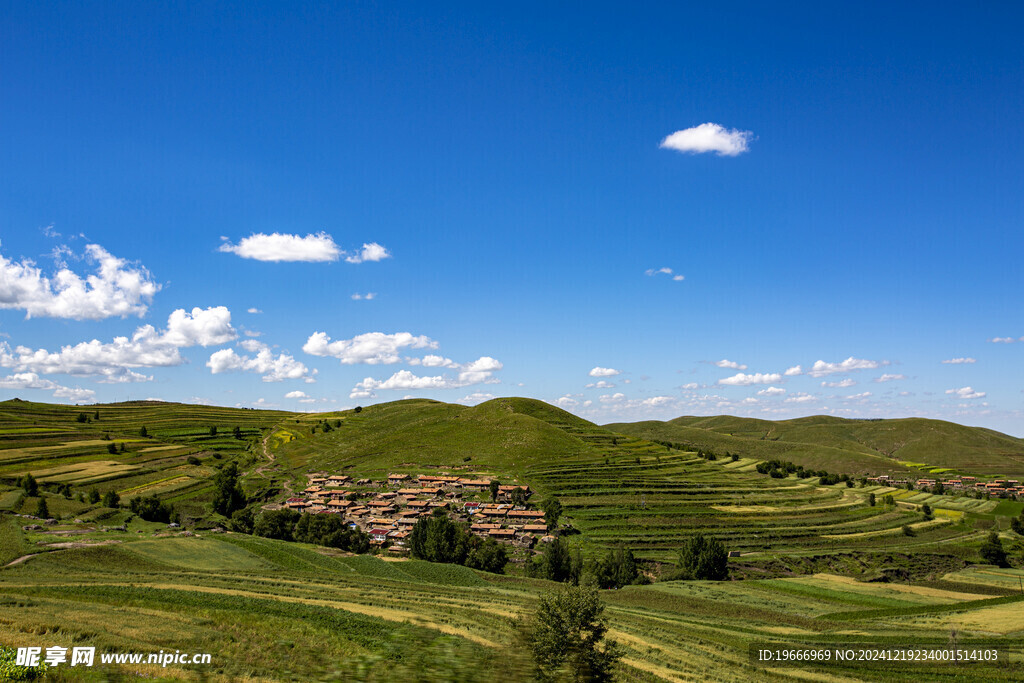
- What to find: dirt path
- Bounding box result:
[250,424,293,507]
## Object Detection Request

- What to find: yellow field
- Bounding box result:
[27,460,142,483]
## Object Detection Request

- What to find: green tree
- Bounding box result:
[408,514,469,564]
[76,412,88,423]
[510,486,529,507]
[233,426,242,439]
[253,509,300,541]
[209,426,217,437]
[672,533,728,580]
[130,494,174,523]
[489,479,501,502]
[594,547,639,589]
[211,462,246,516]
[523,585,621,682]
[35,497,50,519]
[88,488,101,504]
[102,490,120,508]
[921,503,933,520]
[107,442,118,454]
[531,537,577,583]
[542,497,563,532]
[354,406,362,413]
[20,473,38,497]
[1010,516,1024,536]
[465,538,509,574]
[868,493,876,507]
[139,426,148,438]
[979,531,1009,567]
[229,507,255,534]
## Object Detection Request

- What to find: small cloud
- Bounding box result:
[757,386,786,396]
[285,390,308,399]
[645,267,685,281]
[784,392,816,404]
[586,380,616,389]
[219,232,341,262]
[680,382,699,390]
[589,367,621,378]
[821,379,856,388]
[874,374,906,383]
[459,392,496,405]
[946,386,986,400]
[807,357,888,378]
[784,365,803,376]
[988,337,1017,344]
[659,123,753,157]
[715,359,747,370]
[672,274,685,281]
[941,357,976,364]
[351,292,377,301]
[845,392,873,400]
[345,242,391,264]
[247,307,262,314]
[718,372,782,386]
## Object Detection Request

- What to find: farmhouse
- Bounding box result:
[488,528,517,543]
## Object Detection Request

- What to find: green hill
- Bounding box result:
[606,415,1024,478]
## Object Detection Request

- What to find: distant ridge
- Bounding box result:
[606,414,1024,477]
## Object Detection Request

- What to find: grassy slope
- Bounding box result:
[606,415,1024,477]
[1,532,1022,682]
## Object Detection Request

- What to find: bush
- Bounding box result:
[130,494,175,523]
[902,524,916,537]
[522,585,620,682]
[20,474,38,497]
[254,509,301,541]
[979,532,1009,567]
[669,533,728,580]
[35,497,49,519]
[593,546,639,589]
[102,490,120,508]
[187,455,200,465]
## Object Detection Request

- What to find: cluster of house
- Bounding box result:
[282,472,553,552]
[866,474,1024,498]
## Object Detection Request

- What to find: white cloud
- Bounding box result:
[946,386,986,400]
[757,386,786,396]
[219,232,341,262]
[0,242,159,320]
[715,359,747,370]
[586,380,616,389]
[680,382,699,390]
[459,392,496,405]
[874,374,906,383]
[207,341,315,383]
[784,365,803,376]
[659,123,753,157]
[349,356,503,398]
[718,372,782,386]
[351,292,377,300]
[0,306,236,383]
[821,378,856,388]
[988,337,1022,344]
[784,392,816,404]
[247,307,262,314]
[845,392,873,400]
[285,390,307,399]
[645,267,684,281]
[589,366,621,377]
[807,357,887,378]
[554,394,580,409]
[344,242,391,264]
[160,306,237,347]
[599,392,626,403]
[641,396,675,407]
[304,331,437,365]
[0,372,95,403]
[941,357,976,364]
[408,354,458,368]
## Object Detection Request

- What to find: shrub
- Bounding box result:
[102,490,120,508]
[670,533,728,580]
[521,585,620,682]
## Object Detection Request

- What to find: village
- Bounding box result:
[867,474,1024,498]
[282,473,554,553]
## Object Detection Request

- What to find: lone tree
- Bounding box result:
[868,493,876,507]
[979,532,1009,568]
[542,497,563,532]
[212,462,246,517]
[510,486,529,507]
[20,473,38,497]
[489,479,501,503]
[102,490,120,508]
[209,426,217,437]
[671,533,728,581]
[522,584,621,682]
[35,496,49,519]
[233,426,242,439]
[139,425,148,438]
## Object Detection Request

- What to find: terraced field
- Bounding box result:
[1,530,1021,681]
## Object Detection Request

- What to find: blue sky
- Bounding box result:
[1,1,1022,434]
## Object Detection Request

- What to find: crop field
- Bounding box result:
[1,530,1022,681]
[1,397,1023,680]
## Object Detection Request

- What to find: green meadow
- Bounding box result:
[1,397,1023,681]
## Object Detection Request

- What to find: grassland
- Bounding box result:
[1,396,1023,680]
[607,415,1024,478]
